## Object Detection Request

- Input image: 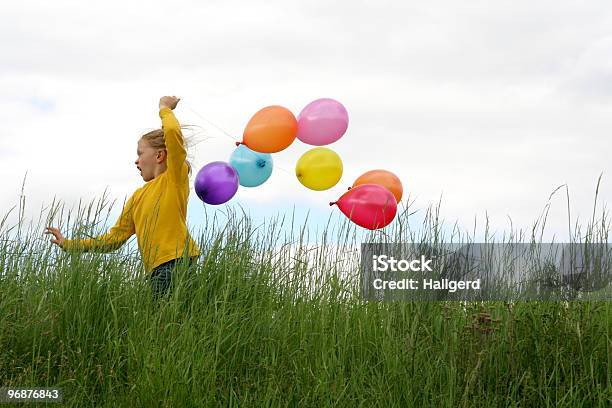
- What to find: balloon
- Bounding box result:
[351,169,403,203]
[229,145,273,187]
[295,147,343,191]
[330,184,397,230]
[194,161,239,205]
[296,98,349,146]
[240,105,297,153]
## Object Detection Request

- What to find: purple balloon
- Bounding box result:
[194,161,239,205]
[296,98,349,146]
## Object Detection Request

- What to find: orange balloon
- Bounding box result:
[352,170,403,202]
[240,105,298,153]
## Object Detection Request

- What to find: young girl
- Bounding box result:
[44,96,200,298]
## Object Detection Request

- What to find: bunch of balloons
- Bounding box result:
[193,98,404,230]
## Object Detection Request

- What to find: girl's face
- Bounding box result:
[135,139,164,182]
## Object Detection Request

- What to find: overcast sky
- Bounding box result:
[2,0,612,243]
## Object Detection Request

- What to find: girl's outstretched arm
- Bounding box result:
[159,96,188,184]
[46,195,136,253]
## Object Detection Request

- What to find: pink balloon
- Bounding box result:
[330,184,397,230]
[296,98,349,146]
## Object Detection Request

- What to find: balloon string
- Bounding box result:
[183,102,239,143]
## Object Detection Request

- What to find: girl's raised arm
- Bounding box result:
[159,96,188,184]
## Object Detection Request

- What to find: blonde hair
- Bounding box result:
[140,126,197,177]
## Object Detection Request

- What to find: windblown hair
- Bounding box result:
[140,125,197,177]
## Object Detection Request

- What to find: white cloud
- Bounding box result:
[2,0,612,242]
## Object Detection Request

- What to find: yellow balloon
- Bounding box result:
[295,147,343,191]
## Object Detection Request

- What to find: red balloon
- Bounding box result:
[330,184,397,230]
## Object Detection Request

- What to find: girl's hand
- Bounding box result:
[159,96,180,110]
[44,226,65,248]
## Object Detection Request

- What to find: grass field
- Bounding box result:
[0,191,611,407]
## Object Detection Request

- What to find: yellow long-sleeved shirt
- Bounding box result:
[62,108,200,273]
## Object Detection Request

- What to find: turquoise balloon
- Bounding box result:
[229,144,273,187]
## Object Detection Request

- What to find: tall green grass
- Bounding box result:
[0,186,610,407]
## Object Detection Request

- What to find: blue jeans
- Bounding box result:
[150,256,198,299]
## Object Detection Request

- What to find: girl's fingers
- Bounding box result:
[43,228,62,246]
[44,228,62,241]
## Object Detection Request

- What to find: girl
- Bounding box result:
[44,96,201,298]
